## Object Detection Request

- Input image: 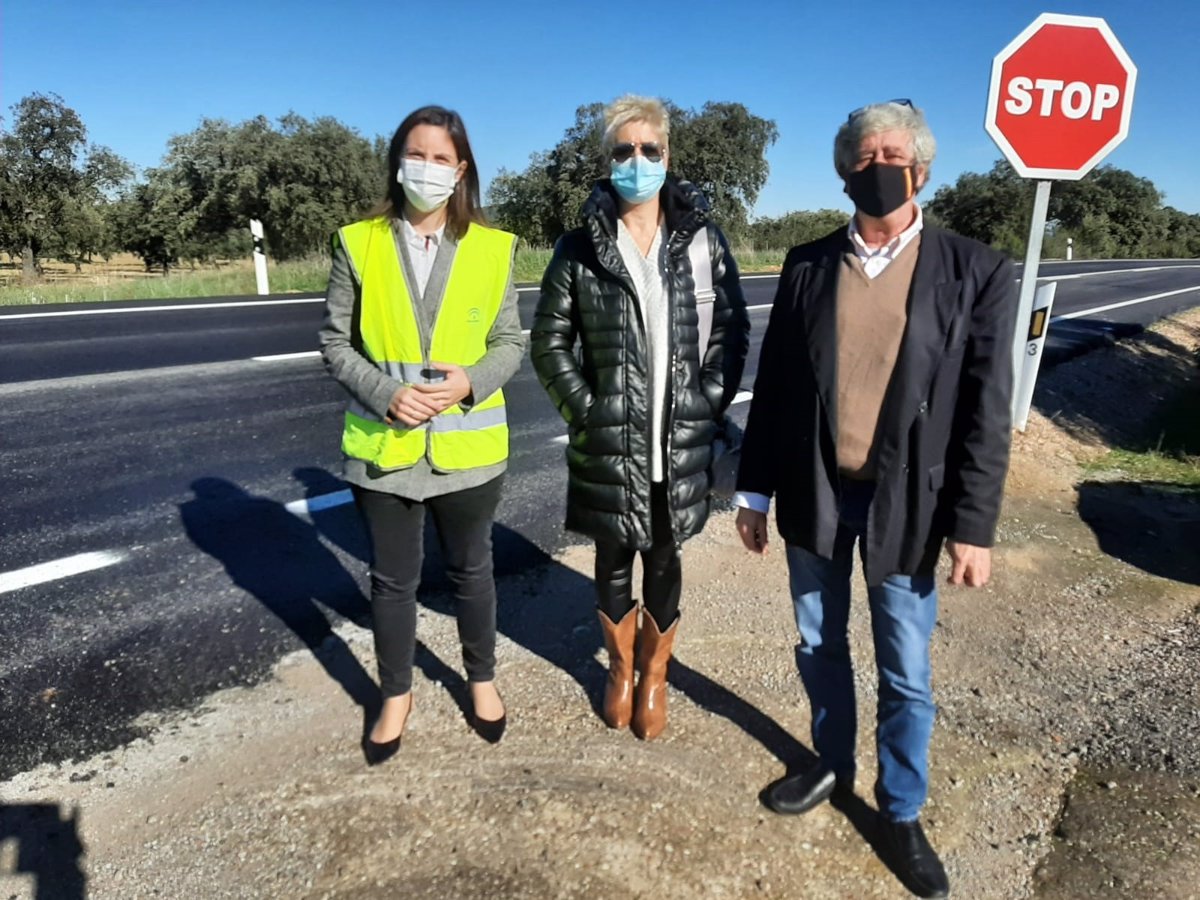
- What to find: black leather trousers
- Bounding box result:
[594,482,681,632]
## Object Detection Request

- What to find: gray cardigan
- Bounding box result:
[318,219,526,500]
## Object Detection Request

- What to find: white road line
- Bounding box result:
[285,490,354,517]
[253,350,322,362]
[1,296,327,321]
[0,550,127,595]
[1040,264,1200,282]
[515,273,780,294]
[747,303,771,311]
[1051,285,1200,322]
[551,434,569,444]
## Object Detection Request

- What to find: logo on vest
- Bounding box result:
[467,307,482,325]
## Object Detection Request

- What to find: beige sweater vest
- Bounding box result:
[835,234,921,478]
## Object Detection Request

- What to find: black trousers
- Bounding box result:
[352,476,503,698]
[594,482,681,632]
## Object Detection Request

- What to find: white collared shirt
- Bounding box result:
[400,216,445,297]
[847,203,924,279]
[732,204,925,515]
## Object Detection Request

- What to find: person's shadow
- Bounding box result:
[187,468,904,883]
[0,803,86,899]
[179,477,380,733]
[291,467,813,768]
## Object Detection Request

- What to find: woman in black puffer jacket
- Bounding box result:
[531,95,749,740]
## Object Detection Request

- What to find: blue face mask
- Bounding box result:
[610,156,667,204]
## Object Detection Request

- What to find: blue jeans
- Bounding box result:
[784,480,937,822]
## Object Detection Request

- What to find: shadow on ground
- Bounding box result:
[0,803,86,899]
[1035,320,1199,449]
[179,468,813,771]
[1077,481,1200,586]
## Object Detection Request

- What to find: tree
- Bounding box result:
[1051,166,1167,257]
[487,100,778,245]
[926,161,1034,253]
[667,101,779,241]
[110,174,195,275]
[748,209,847,249]
[0,93,131,281]
[926,160,1194,259]
[488,152,555,245]
[151,113,384,263]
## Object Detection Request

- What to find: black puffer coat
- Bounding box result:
[531,178,750,550]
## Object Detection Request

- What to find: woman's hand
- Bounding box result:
[409,362,473,410]
[386,386,441,427]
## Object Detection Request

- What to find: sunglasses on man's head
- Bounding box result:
[610,141,664,164]
[847,98,914,122]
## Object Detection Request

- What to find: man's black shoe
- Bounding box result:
[880,818,950,898]
[765,765,842,815]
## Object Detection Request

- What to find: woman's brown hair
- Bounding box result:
[369,105,488,240]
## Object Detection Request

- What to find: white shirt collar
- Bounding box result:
[848,203,923,261]
[400,215,445,249]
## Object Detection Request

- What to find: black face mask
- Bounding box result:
[845,162,918,217]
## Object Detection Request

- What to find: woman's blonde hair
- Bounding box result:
[602,95,671,154]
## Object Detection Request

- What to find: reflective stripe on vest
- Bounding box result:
[336,217,515,472]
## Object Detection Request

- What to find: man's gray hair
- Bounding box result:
[602,94,670,155]
[833,102,937,179]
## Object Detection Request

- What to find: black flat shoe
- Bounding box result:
[471,711,507,744]
[880,818,950,899]
[362,734,401,767]
[765,765,844,815]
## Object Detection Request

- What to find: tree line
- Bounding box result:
[2,92,1196,286]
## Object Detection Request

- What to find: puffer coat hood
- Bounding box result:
[531,176,750,549]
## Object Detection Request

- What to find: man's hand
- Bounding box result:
[736,508,770,556]
[386,385,441,427]
[409,362,472,410]
[945,541,991,587]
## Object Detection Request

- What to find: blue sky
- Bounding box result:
[3,0,1197,219]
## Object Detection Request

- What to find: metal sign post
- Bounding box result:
[985,12,1136,428]
[1011,180,1052,420]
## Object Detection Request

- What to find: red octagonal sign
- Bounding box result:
[985,13,1137,180]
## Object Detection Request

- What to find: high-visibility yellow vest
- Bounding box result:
[336,216,515,472]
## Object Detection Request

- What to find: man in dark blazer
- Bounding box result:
[734,101,1017,899]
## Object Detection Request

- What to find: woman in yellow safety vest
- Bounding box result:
[319,106,524,764]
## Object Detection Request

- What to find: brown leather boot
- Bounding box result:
[598,608,638,729]
[631,614,678,740]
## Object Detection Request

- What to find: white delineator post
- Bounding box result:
[1011,179,1052,417]
[1012,280,1057,431]
[250,219,269,295]
[1066,237,1073,261]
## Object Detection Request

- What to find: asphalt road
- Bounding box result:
[2,259,1198,780]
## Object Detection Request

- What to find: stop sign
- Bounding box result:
[985,13,1137,180]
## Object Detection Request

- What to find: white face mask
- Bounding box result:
[398,159,460,213]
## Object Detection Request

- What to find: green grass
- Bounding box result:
[0,258,332,306]
[1083,449,1200,487]
[512,247,556,284]
[1082,381,1200,487]
[0,245,790,306]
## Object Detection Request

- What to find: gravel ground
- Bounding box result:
[2,310,1198,900]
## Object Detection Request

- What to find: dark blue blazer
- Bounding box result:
[736,224,1018,584]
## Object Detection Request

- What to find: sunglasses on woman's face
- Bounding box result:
[610,141,664,164]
